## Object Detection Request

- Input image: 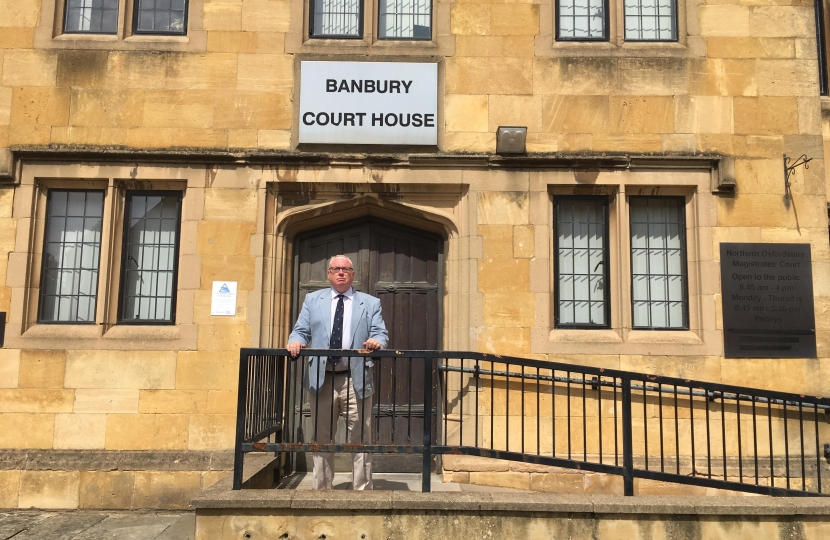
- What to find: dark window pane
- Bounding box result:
[554,197,609,328]
[624,0,677,41]
[39,190,104,323]
[558,0,607,40]
[119,192,181,323]
[64,0,119,33]
[135,0,188,34]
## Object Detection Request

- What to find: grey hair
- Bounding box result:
[328,254,353,267]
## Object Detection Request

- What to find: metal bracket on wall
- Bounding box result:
[783,154,812,199]
[0,312,5,348]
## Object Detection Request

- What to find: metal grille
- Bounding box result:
[624,0,677,41]
[311,0,362,37]
[630,196,688,329]
[558,0,607,40]
[64,0,119,34]
[39,190,104,323]
[119,192,181,323]
[555,198,609,327]
[378,0,431,40]
[134,0,187,34]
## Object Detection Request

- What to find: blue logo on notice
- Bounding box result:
[219,283,231,293]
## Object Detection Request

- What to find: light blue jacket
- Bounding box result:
[288,288,388,399]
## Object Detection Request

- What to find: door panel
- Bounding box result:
[295,218,442,470]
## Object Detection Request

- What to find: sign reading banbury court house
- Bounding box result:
[299,61,438,145]
[720,243,816,358]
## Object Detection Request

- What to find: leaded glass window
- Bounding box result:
[64,0,119,34]
[311,0,362,37]
[39,190,104,323]
[624,0,677,41]
[557,0,608,40]
[134,0,188,35]
[554,197,610,328]
[630,197,688,329]
[119,192,182,324]
[379,0,431,39]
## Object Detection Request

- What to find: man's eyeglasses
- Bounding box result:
[328,266,354,273]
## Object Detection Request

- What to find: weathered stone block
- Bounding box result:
[534,58,614,96]
[674,96,733,134]
[478,259,530,292]
[483,292,535,327]
[734,96,799,135]
[0,27,34,49]
[688,59,757,96]
[542,95,609,134]
[197,221,256,256]
[447,57,532,95]
[618,58,689,96]
[132,471,202,510]
[73,389,139,413]
[530,472,584,493]
[478,191,529,225]
[10,87,70,126]
[165,53,237,90]
[445,94,488,133]
[53,413,106,449]
[170,128,228,149]
[488,95,542,133]
[241,0,290,32]
[0,470,19,508]
[79,471,135,510]
[214,91,291,130]
[0,87,10,126]
[749,6,815,38]
[143,90,215,128]
[18,471,80,509]
[470,471,530,490]
[237,54,293,92]
[188,414,235,450]
[106,52,167,90]
[139,390,209,414]
[200,256,256,292]
[69,88,144,128]
[256,32,285,54]
[204,188,258,222]
[756,59,819,96]
[0,0,40,27]
[257,129,291,149]
[64,350,176,390]
[477,327,531,354]
[55,50,108,88]
[176,351,238,390]
[0,389,73,413]
[192,289,247,325]
[451,5,491,35]
[705,37,794,59]
[700,6,751,37]
[610,96,674,134]
[0,349,20,389]
[207,31,257,53]
[478,225,513,259]
[17,349,65,389]
[202,1,243,31]
[207,390,237,414]
[592,134,662,153]
[1,50,57,87]
[491,5,539,36]
[105,413,189,450]
[443,132,495,152]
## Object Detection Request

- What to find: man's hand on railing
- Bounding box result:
[362,338,382,351]
[286,341,306,356]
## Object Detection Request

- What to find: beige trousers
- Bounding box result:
[308,371,373,490]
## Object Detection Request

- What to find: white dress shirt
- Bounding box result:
[329,287,354,370]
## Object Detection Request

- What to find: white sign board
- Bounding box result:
[299,61,438,145]
[211,281,237,316]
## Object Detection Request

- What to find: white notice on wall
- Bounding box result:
[211,281,237,316]
[299,61,438,145]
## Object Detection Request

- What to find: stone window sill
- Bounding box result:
[548,329,623,344]
[536,36,704,59]
[34,27,207,52]
[626,330,703,346]
[286,34,454,57]
[6,323,197,351]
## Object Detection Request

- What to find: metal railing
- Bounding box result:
[233,349,830,496]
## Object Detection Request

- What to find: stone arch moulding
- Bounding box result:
[260,183,468,350]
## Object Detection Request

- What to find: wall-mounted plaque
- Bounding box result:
[720,243,816,358]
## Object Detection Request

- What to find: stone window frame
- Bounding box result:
[541,170,717,357]
[5,163,201,351]
[537,0,704,58]
[34,0,207,52]
[286,0,454,56]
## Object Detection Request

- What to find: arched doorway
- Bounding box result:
[294,216,443,472]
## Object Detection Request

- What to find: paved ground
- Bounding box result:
[0,511,194,540]
[1,473,518,538]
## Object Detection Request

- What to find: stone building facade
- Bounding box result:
[0,0,829,509]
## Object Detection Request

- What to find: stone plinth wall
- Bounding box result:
[192,487,830,540]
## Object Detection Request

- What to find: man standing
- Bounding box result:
[287,255,388,490]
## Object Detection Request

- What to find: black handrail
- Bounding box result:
[233,348,830,496]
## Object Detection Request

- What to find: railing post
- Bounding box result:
[422,354,433,493]
[232,350,250,490]
[621,376,635,496]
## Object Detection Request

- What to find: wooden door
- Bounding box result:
[294,217,442,471]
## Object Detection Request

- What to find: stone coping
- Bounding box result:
[192,479,830,516]
[0,450,234,471]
